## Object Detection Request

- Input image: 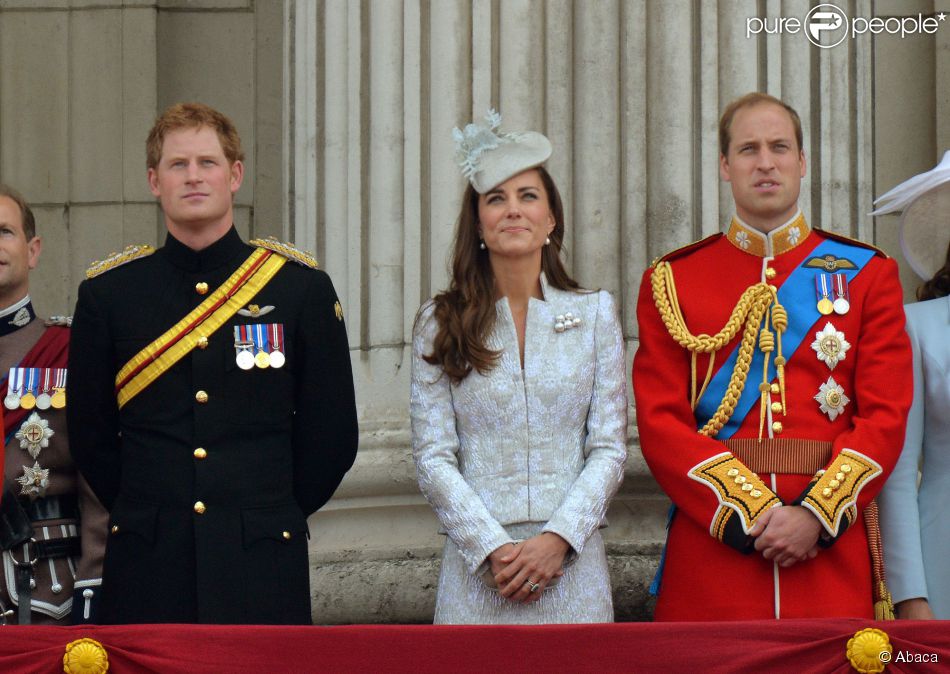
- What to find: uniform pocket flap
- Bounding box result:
[241,505,308,548]
[109,500,159,545]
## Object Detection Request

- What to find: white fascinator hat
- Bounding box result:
[452,109,552,194]
[871,151,950,281]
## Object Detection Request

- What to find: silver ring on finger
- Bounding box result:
[528,581,540,593]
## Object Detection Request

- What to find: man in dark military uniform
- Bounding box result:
[67,103,358,624]
[0,184,107,624]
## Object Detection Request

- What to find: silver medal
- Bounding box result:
[234,336,255,370]
[35,369,53,409]
[267,324,285,368]
[832,273,850,315]
[236,348,255,370]
[5,367,21,409]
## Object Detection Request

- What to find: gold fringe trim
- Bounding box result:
[86,244,155,278]
[250,236,319,269]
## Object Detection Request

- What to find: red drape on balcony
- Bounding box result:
[1,619,947,674]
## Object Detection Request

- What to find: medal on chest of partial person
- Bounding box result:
[5,367,66,411]
[5,367,67,499]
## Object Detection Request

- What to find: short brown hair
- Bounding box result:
[0,183,36,240]
[146,102,245,170]
[719,93,803,157]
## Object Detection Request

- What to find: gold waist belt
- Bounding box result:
[723,438,833,475]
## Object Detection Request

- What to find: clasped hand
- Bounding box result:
[488,532,569,603]
[749,505,822,567]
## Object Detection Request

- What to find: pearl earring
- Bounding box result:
[479,241,486,250]
[545,237,551,246]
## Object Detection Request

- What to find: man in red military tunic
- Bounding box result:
[633,93,912,620]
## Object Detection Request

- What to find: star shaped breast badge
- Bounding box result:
[15,411,54,459]
[814,376,850,421]
[17,461,50,499]
[810,322,850,370]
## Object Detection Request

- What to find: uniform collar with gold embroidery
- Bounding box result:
[726,210,810,257]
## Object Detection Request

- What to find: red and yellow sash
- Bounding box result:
[115,248,286,409]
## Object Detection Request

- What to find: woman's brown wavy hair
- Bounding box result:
[423,166,580,384]
[918,240,950,301]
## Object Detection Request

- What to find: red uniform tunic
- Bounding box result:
[633,214,912,620]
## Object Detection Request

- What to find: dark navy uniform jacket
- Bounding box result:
[67,227,358,624]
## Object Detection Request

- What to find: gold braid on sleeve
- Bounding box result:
[651,261,788,439]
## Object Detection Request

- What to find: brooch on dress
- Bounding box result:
[554,313,581,333]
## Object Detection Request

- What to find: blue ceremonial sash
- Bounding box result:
[693,238,876,439]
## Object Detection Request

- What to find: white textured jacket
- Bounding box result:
[879,295,950,618]
[410,276,627,574]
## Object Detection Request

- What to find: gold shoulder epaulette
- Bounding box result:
[651,233,723,267]
[814,229,888,258]
[86,245,156,279]
[250,236,319,269]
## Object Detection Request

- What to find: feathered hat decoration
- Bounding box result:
[452,109,552,194]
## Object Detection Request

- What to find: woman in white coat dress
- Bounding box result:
[876,158,950,620]
[410,111,627,624]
